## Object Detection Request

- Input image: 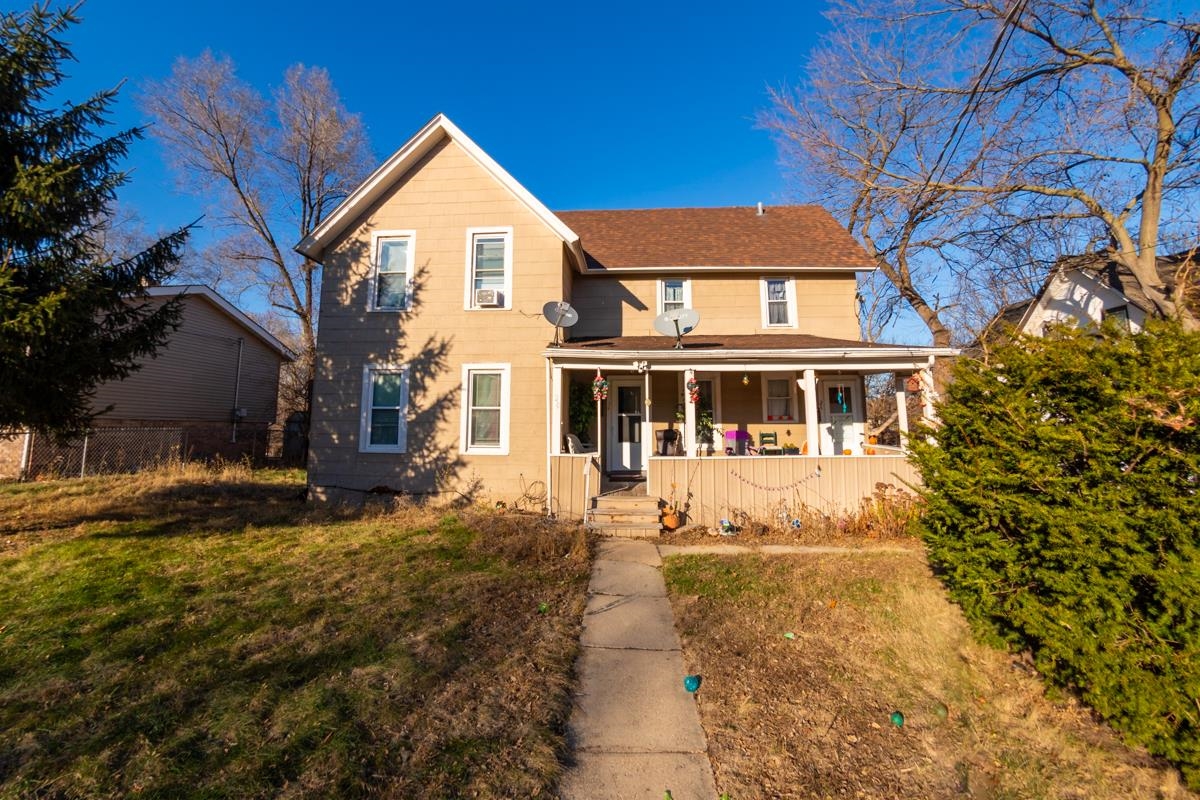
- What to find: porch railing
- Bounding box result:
[550,454,601,520]
[647,455,920,526]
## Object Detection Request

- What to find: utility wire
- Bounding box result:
[913,0,1029,207]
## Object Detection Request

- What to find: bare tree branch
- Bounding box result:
[140,53,374,415]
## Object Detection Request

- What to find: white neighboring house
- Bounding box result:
[995,252,1196,337]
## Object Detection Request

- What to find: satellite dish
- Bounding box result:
[541,300,579,346]
[653,308,700,349]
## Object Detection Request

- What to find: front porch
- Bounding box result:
[542,334,953,524]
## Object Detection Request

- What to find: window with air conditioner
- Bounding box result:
[465,227,512,309]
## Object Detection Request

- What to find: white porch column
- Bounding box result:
[895,372,910,449]
[920,356,938,425]
[550,365,564,453]
[684,367,697,457]
[802,369,819,456]
[642,367,652,467]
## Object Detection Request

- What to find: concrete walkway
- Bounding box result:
[560,538,718,800]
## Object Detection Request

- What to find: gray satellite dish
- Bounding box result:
[653,308,700,349]
[542,300,579,346]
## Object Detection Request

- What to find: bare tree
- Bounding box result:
[141,53,374,412]
[769,0,1200,342]
[763,0,998,346]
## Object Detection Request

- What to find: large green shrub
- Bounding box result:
[910,320,1200,787]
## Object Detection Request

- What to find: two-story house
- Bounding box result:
[296,114,953,521]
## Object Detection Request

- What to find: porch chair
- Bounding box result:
[563,433,596,454]
[757,431,782,455]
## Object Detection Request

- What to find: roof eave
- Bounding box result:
[543,345,957,361]
[144,285,296,361]
[294,113,582,265]
[579,264,875,275]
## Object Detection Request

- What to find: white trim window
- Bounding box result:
[460,363,511,455]
[760,277,797,328]
[656,278,692,315]
[359,364,410,453]
[370,230,415,311]
[465,227,513,309]
[762,373,800,422]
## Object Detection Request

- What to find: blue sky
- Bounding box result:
[56,0,830,237]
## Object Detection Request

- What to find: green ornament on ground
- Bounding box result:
[537,602,549,614]
[890,710,905,727]
[783,632,796,640]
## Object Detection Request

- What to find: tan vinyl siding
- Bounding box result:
[90,296,282,424]
[570,273,861,340]
[310,137,568,501]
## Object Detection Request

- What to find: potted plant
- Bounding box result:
[782,441,800,455]
[661,482,684,530]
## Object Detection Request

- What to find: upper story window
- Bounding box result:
[657,278,692,315]
[465,227,513,309]
[761,277,797,327]
[370,231,415,311]
[359,364,409,453]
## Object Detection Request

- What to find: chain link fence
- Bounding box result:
[21,424,273,480]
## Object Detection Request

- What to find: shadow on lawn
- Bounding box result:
[0,471,385,546]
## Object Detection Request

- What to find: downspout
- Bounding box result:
[232,337,244,443]
[545,356,553,517]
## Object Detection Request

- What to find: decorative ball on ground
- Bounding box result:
[537,602,549,614]
[890,710,905,727]
[683,674,702,693]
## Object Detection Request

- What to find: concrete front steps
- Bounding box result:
[586,493,663,538]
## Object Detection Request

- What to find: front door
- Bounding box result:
[819,378,862,455]
[607,379,643,472]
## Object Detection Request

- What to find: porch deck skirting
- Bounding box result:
[647,455,920,526]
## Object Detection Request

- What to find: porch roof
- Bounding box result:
[545,334,957,369]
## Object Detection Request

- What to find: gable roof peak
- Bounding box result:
[294,113,583,266]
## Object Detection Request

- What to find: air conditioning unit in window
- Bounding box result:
[474,289,503,308]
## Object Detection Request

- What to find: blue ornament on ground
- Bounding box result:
[683,674,702,693]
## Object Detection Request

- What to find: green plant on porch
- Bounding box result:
[568,380,596,441]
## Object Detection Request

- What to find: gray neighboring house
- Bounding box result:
[1,285,294,479]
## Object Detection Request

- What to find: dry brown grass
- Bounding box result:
[664,551,1193,800]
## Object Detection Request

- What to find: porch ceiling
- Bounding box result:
[544,334,956,370]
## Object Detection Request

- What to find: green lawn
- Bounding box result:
[0,465,591,798]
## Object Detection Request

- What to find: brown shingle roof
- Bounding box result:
[553,205,875,271]
[1055,251,1198,313]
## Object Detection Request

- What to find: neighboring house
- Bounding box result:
[296,114,954,521]
[992,251,1197,338]
[2,285,294,479]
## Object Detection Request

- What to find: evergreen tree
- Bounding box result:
[910,320,1200,786]
[0,3,189,437]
